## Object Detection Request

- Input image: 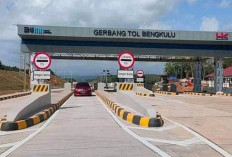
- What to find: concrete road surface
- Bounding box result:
[2,95,158,157]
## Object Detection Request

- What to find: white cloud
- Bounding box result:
[0,0,179,40]
[0,0,176,74]
[200,17,219,31]
[139,21,171,30]
[219,0,231,8]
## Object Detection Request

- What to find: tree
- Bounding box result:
[0,60,2,69]
[223,58,232,69]
[164,62,193,78]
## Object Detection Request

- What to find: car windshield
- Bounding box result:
[76,82,90,88]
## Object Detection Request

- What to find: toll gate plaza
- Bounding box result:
[0,25,232,157]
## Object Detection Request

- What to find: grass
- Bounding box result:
[0,70,66,96]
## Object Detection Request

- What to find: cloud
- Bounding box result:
[0,0,179,40]
[0,0,177,75]
[219,0,231,8]
[200,17,219,31]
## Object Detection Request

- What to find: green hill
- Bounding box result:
[0,70,66,96]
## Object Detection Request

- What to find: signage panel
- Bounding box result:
[34,71,51,79]
[118,70,134,79]
[136,78,144,82]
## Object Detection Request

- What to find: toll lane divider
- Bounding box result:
[136,92,155,97]
[154,91,178,96]
[183,92,212,96]
[119,84,133,90]
[95,91,163,127]
[136,83,144,87]
[0,91,32,101]
[216,93,232,97]
[0,92,73,131]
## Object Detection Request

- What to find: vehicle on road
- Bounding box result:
[104,82,116,91]
[74,82,92,96]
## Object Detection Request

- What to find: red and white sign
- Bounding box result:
[137,70,144,78]
[216,32,228,40]
[117,51,135,70]
[33,52,51,70]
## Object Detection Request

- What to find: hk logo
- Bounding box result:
[216,32,228,40]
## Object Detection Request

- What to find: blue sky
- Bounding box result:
[0,0,231,77]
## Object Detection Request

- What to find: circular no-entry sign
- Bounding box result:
[117,51,135,70]
[33,52,52,70]
[137,70,144,78]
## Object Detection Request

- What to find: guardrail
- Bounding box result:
[0,92,73,131]
[96,91,163,127]
[0,91,32,101]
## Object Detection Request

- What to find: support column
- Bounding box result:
[214,58,223,93]
[193,61,202,92]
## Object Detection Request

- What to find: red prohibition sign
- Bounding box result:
[33,52,52,70]
[117,51,135,70]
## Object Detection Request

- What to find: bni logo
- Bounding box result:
[24,27,52,34]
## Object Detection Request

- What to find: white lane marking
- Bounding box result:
[143,137,201,146]
[0,128,38,136]
[163,117,232,157]
[179,137,202,146]
[0,96,72,157]
[97,96,171,157]
[127,124,179,131]
[156,96,185,104]
[0,142,19,149]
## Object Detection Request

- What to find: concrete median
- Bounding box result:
[0,91,32,101]
[134,83,154,97]
[96,91,163,127]
[154,91,179,95]
[183,92,212,96]
[0,92,73,131]
[7,84,52,122]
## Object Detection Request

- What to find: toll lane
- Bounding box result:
[148,93,232,155]
[7,95,158,157]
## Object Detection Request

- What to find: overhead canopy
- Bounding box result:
[18,25,232,57]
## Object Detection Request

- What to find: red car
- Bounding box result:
[74,82,92,96]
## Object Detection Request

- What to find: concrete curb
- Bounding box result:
[0,92,73,131]
[216,93,232,97]
[154,91,178,96]
[136,92,155,97]
[183,92,212,96]
[0,92,32,101]
[96,91,163,127]
[136,83,144,87]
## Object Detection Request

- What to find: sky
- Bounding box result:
[0,0,232,77]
